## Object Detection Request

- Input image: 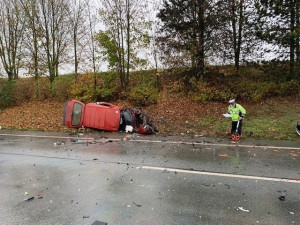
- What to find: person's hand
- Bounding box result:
[239,117,243,120]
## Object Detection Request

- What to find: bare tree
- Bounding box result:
[67,0,89,77]
[0,0,25,81]
[20,0,43,98]
[86,2,98,90]
[37,0,71,91]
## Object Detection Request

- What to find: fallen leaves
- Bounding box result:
[290,152,299,158]
[0,100,67,132]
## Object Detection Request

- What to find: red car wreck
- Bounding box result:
[63,100,158,134]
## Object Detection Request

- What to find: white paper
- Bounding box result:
[125,125,133,133]
[223,113,231,118]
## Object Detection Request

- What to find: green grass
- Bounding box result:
[196,101,300,140]
[243,107,299,140]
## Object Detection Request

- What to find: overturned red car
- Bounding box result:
[63,100,158,134]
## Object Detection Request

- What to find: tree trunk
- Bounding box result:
[197,0,205,80]
[88,6,96,90]
[289,0,296,80]
[116,4,125,91]
[231,0,239,72]
[236,0,244,72]
[74,28,78,76]
[296,0,300,63]
[120,3,126,92]
[126,0,130,92]
[33,23,39,99]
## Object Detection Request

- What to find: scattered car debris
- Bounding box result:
[54,141,65,146]
[157,120,166,125]
[91,221,108,225]
[217,153,229,158]
[23,197,34,202]
[71,139,96,145]
[123,135,131,141]
[125,125,134,133]
[37,192,44,199]
[238,207,250,212]
[133,202,142,207]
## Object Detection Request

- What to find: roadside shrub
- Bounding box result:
[0,80,16,108]
[130,70,157,86]
[229,80,300,102]
[95,71,118,101]
[53,74,76,101]
[191,79,231,102]
[68,72,118,103]
[129,83,158,106]
[279,80,299,96]
[69,74,96,103]
[167,81,186,96]
[14,78,35,103]
[38,78,52,100]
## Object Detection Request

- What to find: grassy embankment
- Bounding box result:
[0,63,300,140]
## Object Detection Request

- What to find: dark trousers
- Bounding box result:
[231,120,243,135]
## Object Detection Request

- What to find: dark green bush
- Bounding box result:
[68,72,118,103]
[38,78,52,100]
[279,80,299,96]
[191,79,231,102]
[95,71,118,101]
[129,83,158,106]
[53,74,76,101]
[14,78,36,103]
[189,76,299,103]
[0,80,16,108]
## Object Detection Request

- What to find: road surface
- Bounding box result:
[0,131,299,225]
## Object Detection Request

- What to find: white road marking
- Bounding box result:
[129,139,300,150]
[0,133,94,140]
[0,133,120,141]
[0,133,300,150]
[140,166,300,184]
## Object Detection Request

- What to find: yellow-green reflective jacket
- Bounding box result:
[228,103,246,121]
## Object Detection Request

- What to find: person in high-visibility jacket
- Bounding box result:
[228,99,246,138]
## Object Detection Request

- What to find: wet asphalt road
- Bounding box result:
[0,131,300,225]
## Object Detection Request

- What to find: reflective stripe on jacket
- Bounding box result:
[228,103,246,121]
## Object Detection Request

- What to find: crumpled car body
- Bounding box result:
[63,100,157,134]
